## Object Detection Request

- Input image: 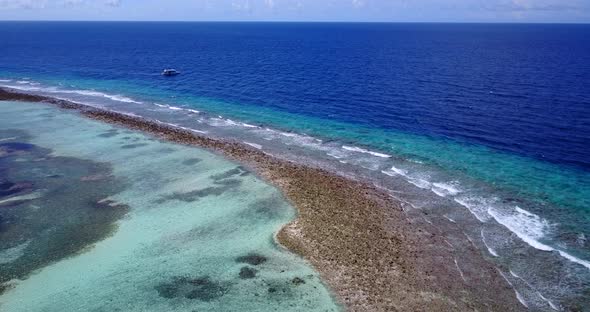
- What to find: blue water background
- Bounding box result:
[0,22,589,265]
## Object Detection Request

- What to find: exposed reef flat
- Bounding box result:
[0,88,525,311]
[0,98,337,311]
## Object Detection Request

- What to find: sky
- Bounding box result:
[0,0,589,23]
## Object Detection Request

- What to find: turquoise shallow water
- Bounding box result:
[1,22,589,310]
[0,101,339,311]
[2,76,588,245]
[1,76,589,310]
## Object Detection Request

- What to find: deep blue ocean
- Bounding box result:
[1,22,589,310]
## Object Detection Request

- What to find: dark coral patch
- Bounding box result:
[121,143,148,149]
[236,253,267,266]
[155,276,227,301]
[292,277,305,285]
[210,166,248,181]
[161,186,227,202]
[0,142,35,157]
[0,142,34,151]
[245,196,286,220]
[0,282,13,295]
[154,283,177,299]
[239,266,257,279]
[158,147,176,154]
[80,174,110,182]
[0,136,130,285]
[156,166,246,203]
[213,179,242,187]
[264,280,298,298]
[0,181,33,197]
[39,113,56,119]
[97,129,119,138]
[157,178,242,203]
[182,158,202,166]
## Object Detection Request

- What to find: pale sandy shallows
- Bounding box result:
[0,89,525,311]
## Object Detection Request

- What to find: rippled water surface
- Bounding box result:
[0,101,338,311]
[0,22,589,311]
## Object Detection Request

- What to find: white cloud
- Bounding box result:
[104,0,120,7]
[0,0,48,9]
[491,0,585,11]
[352,0,365,8]
[0,0,121,9]
[62,0,83,7]
[231,0,250,12]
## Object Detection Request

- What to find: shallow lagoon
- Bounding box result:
[0,101,338,311]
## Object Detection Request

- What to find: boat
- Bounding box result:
[162,69,180,76]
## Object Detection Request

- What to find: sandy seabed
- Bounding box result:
[0,88,525,311]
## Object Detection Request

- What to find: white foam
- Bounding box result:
[381,165,408,177]
[0,79,11,82]
[279,132,297,137]
[497,270,528,307]
[360,164,379,171]
[498,269,514,286]
[0,240,31,264]
[454,258,466,282]
[0,137,17,142]
[118,111,141,118]
[515,290,529,308]
[225,119,240,126]
[49,89,143,104]
[489,207,590,270]
[328,151,345,159]
[431,181,461,197]
[481,230,499,257]
[241,122,257,128]
[463,232,476,247]
[454,196,492,222]
[537,292,559,311]
[154,103,199,114]
[7,83,140,104]
[176,125,208,135]
[510,270,560,310]
[557,250,590,270]
[443,215,456,223]
[0,191,44,205]
[487,206,553,251]
[444,239,454,248]
[244,142,262,149]
[109,95,140,104]
[3,80,142,104]
[3,83,143,105]
[209,117,247,128]
[1,85,43,92]
[408,178,431,189]
[208,118,230,127]
[577,233,587,246]
[381,170,396,177]
[342,145,391,158]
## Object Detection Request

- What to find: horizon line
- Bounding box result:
[0,20,589,24]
